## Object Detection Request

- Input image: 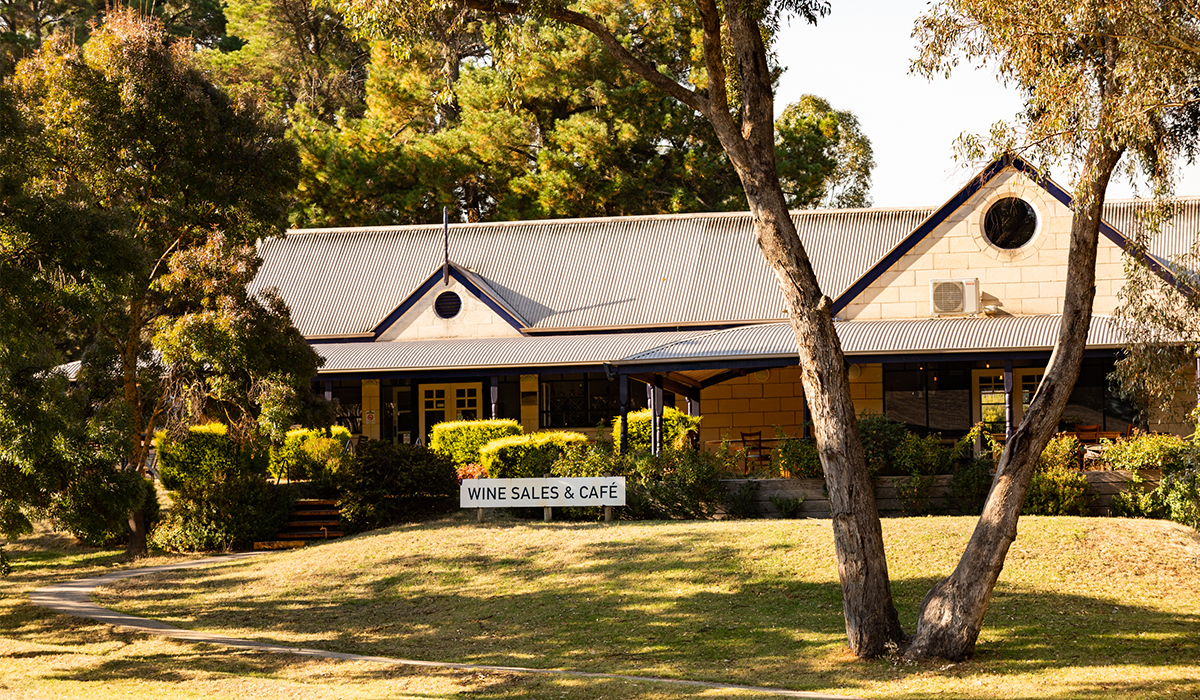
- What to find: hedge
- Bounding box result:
[269,426,352,481]
[429,419,522,466]
[611,407,700,452]
[481,431,589,478]
[337,441,459,532]
[156,423,268,492]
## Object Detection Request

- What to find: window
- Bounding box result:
[983,197,1037,249]
[434,291,462,319]
[540,373,639,428]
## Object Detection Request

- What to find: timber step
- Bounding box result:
[254,498,344,550]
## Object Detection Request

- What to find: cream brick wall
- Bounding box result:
[376,278,523,341]
[840,168,1129,320]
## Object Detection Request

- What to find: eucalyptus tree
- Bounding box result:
[334,0,904,658]
[3,9,319,555]
[908,0,1200,659]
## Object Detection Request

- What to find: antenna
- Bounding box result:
[442,206,449,286]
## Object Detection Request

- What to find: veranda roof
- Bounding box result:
[311,315,1129,377]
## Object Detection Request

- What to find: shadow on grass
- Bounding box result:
[71,521,1200,697]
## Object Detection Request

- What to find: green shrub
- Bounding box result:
[892,433,952,516]
[611,407,701,452]
[951,457,994,516]
[337,441,458,532]
[771,432,822,478]
[1099,432,1195,476]
[151,477,287,552]
[769,494,805,518]
[157,423,269,491]
[269,426,351,481]
[151,424,284,552]
[1114,467,1200,529]
[858,412,908,476]
[552,443,728,520]
[482,431,589,478]
[429,419,522,466]
[57,469,156,547]
[726,480,760,519]
[1023,434,1090,516]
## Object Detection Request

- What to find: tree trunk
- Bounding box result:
[905,142,1125,661]
[126,508,147,559]
[713,5,904,657]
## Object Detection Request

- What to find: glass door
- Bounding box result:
[418,382,481,443]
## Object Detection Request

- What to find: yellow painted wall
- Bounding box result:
[361,379,381,440]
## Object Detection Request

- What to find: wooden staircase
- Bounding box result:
[254,498,344,550]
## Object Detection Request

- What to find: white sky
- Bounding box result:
[773,1,1200,208]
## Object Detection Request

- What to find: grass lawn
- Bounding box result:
[4,515,1199,699]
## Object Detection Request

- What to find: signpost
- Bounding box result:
[461,477,625,522]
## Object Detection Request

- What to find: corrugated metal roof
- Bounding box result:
[255,209,931,337]
[313,315,1127,374]
[620,315,1127,364]
[314,330,704,374]
[1103,197,1200,260]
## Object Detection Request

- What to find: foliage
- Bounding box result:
[151,477,287,552]
[151,424,284,552]
[2,9,316,553]
[336,441,458,532]
[200,0,369,123]
[612,407,701,453]
[1112,466,1200,530]
[155,424,270,492]
[857,412,909,477]
[482,431,589,479]
[269,426,352,481]
[771,430,822,478]
[429,419,522,467]
[769,494,805,518]
[552,442,729,520]
[951,457,994,516]
[1023,435,1090,516]
[776,95,875,208]
[456,462,487,480]
[726,481,761,519]
[1099,431,1195,476]
[0,545,9,576]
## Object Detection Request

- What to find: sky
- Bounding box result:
[772,1,1200,208]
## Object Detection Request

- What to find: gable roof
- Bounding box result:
[831,156,1200,313]
[253,208,932,338]
[364,263,529,341]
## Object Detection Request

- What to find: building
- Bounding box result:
[252,157,1200,448]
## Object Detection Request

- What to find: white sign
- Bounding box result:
[461,477,626,508]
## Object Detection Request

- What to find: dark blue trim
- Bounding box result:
[308,336,375,344]
[369,266,526,339]
[831,154,1186,313]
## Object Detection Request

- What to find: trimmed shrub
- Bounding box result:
[611,407,700,452]
[1023,434,1090,516]
[1099,432,1195,475]
[337,442,458,532]
[482,431,589,478]
[893,433,953,515]
[552,442,728,520]
[151,424,285,552]
[269,426,351,481]
[429,419,522,466]
[157,423,269,491]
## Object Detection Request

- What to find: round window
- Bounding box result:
[434,291,462,319]
[983,197,1038,249]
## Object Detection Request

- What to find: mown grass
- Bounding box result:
[5,515,1200,699]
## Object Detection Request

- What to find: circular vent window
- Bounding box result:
[434,291,462,319]
[983,197,1038,249]
[932,281,965,313]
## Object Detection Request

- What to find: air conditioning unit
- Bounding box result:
[930,278,980,316]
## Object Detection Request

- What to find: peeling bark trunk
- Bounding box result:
[905,142,1125,661]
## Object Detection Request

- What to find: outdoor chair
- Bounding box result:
[741,431,770,474]
[1074,424,1100,444]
